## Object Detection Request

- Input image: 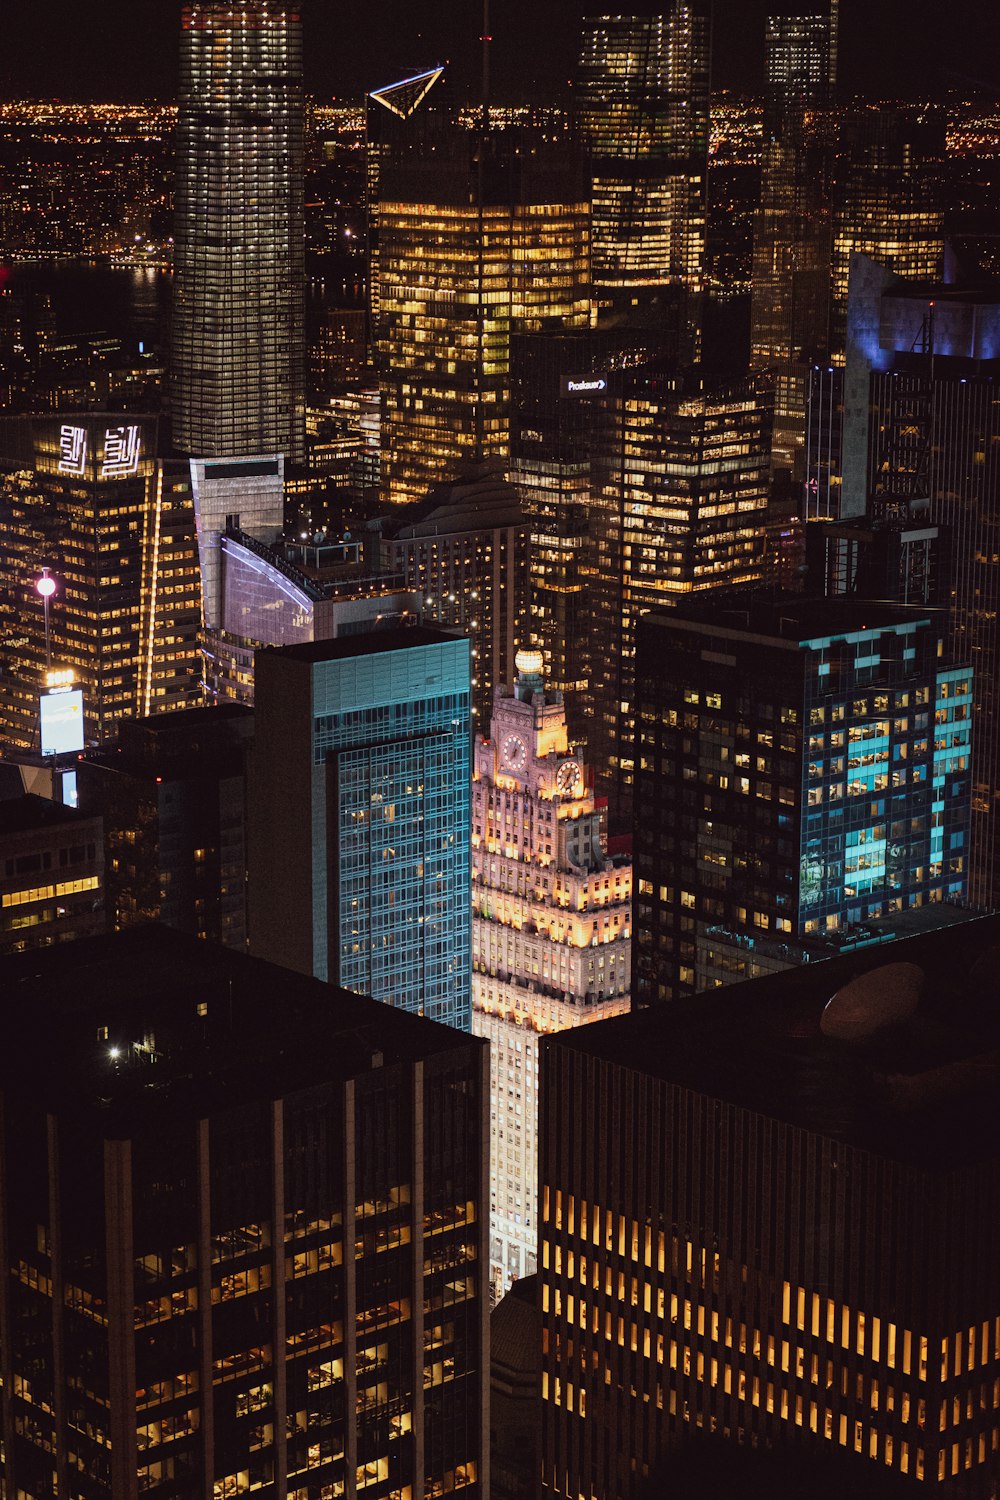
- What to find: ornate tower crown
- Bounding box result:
[514,649,545,701]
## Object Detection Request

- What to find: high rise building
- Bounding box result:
[377,130,591,507]
[77,704,253,948]
[248,628,473,1028]
[379,460,529,731]
[366,67,446,341]
[171,1,305,463]
[840,259,1000,908]
[0,923,489,1500]
[830,109,945,358]
[588,368,773,826]
[0,794,104,955]
[750,6,838,474]
[471,652,632,1297]
[632,599,972,1005]
[509,326,668,743]
[762,6,838,138]
[0,415,202,750]
[575,6,710,348]
[538,915,1000,1499]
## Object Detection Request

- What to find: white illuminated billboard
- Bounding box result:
[40,689,85,757]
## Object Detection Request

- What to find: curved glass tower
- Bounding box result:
[171,2,305,462]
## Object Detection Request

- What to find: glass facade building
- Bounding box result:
[248,628,473,1030]
[509,326,668,746]
[750,7,838,474]
[633,600,972,1005]
[588,368,773,826]
[171,2,306,462]
[830,109,945,359]
[575,7,709,348]
[0,925,489,1500]
[376,131,591,507]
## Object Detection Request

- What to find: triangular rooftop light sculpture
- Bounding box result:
[369,66,445,120]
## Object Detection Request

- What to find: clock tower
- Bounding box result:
[477,649,588,808]
[471,652,632,1298]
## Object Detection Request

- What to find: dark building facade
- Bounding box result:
[171,2,306,462]
[633,600,972,1004]
[0,925,489,1500]
[840,260,1000,909]
[77,704,253,948]
[0,793,104,955]
[539,917,1000,1499]
[379,461,528,732]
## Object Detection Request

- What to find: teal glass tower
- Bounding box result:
[248,628,473,1030]
[171,2,305,462]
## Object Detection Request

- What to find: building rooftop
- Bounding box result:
[642,595,937,649]
[0,792,96,836]
[0,926,481,1134]
[553,914,1000,1167]
[262,624,461,665]
[380,459,524,540]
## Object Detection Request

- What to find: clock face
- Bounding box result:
[556,759,582,796]
[502,734,527,770]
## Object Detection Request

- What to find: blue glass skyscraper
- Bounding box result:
[248,628,472,1029]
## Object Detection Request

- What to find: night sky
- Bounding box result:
[1,0,997,103]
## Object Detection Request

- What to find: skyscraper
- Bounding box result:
[509,325,667,742]
[171,1,305,463]
[0,415,202,750]
[379,460,529,731]
[830,109,945,358]
[0,924,489,1500]
[633,599,972,1005]
[539,916,1000,1499]
[840,259,1000,908]
[750,5,838,473]
[248,628,473,1028]
[762,5,838,138]
[588,368,773,826]
[366,66,445,341]
[377,130,591,507]
[471,652,632,1297]
[575,6,710,349]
